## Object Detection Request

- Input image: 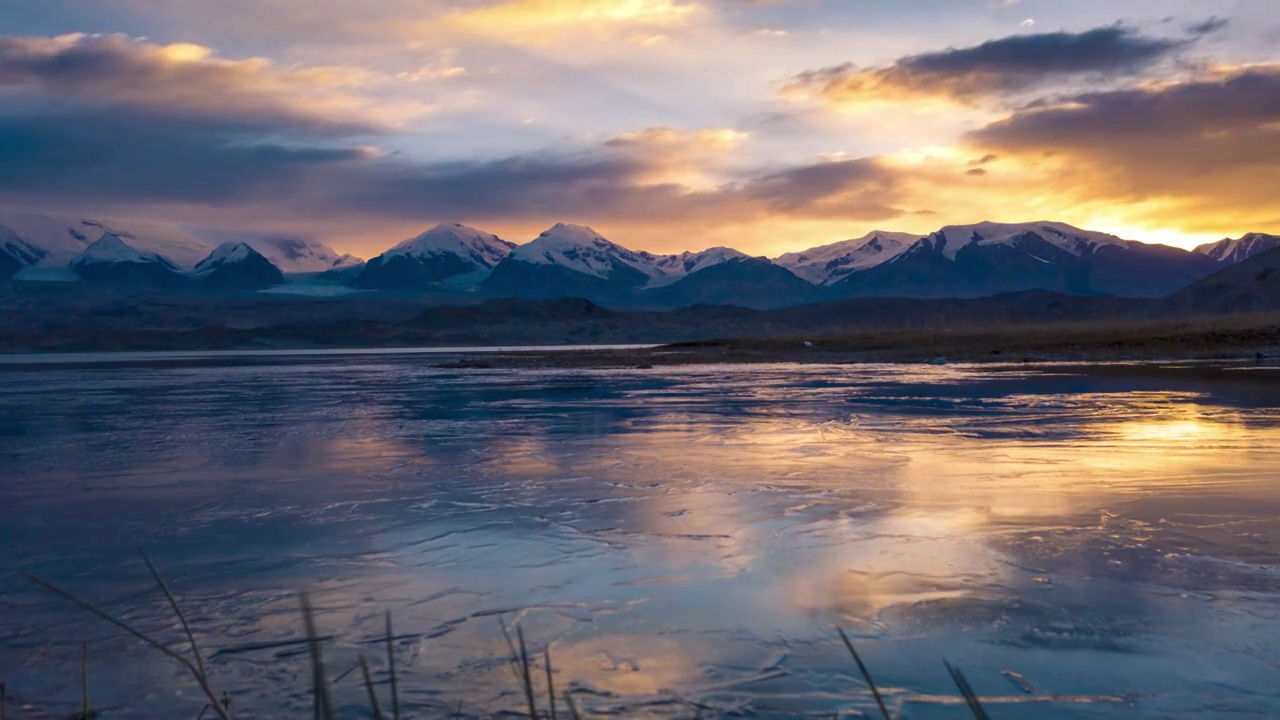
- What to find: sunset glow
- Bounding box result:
[1,1,1277,257]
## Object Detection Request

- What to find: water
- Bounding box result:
[2,354,1280,718]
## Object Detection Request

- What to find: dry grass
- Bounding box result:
[20,557,1000,719]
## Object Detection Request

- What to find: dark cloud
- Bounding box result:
[745,158,883,204]
[785,25,1195,104]
[970,66,1280,159]
[0,103,908,228]
[739,158,904,219]
[333,153,658,219]
[967,65,1280,227]
[0,32,917,228]
[1186,17,1229,36]
[0,34,382,134]
[314,150,906,224]
[0,112,365,203]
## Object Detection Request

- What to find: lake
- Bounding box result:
[2,353,1280,718]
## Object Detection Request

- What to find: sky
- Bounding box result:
[1,0,1278,258]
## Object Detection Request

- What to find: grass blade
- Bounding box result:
[22,573,231,719]
[499,618,520,682]
[516,626,540,720]
[564,692,583,720]
[545,648,557,720]
[81,643,88,720]
[299,594,335,720]
[140,550,209,683]
[385,611,401,720]
[944,661,990,720]
[836,627,891,720]
[359,656,384,720]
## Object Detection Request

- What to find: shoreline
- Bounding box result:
[434,346,1280,370]
[2,314,1278,369]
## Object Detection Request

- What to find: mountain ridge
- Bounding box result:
[3,209,1276,308]
[1195,233,1280,265]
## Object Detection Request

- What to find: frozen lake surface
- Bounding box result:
[2,354,1280,718]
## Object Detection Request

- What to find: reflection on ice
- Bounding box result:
[2,358,1280,717]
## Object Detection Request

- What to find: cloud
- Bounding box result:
[0,33,428,131]
[740,158,904,219]
[1186,17,1229,36]
[413,0,700,45]
[0,112,369,204]
[0,30,912,240]
[0,80,907,238]
[783,25,1195,107]
[303,135,907,226]
[603,126,748,186]
[966,64,1280,233]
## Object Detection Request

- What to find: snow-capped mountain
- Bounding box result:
[483,224,768,300]
[483,224,671,299]
[829,221,1217,299]
[642,256,817,309]
[356,223,515,290]
[506,224,663,280]
[912,221,1129,260]
[1194,233,1280,265]
[69,233,188,287]
[0,210,366,275]
[71,232,175,267]
[191,242,285,290]
[649,247,749,286]
[775,231,919,285]
[0,211,212,268]
[1,225,48,280]
[1160,243,1280,315]
[251,236,363,273]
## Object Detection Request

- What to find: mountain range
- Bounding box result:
[2,209,1277,310]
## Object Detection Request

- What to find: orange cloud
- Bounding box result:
[784,25,1195,109]
[415,0,700,45]
[0,33,435,129]
[604,126,748,187]
[959,63,1280,243]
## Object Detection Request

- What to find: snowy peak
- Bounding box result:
[490,224,760,294]
[508,224,663,281]
[916,221,1128,261]
[0,211,212,267]
[1195,233,1280,264]
[384,223,514,269]
[67,232,187,287]
[191,242,284,289]
[253,236,362,273]
[653,247,748,275]
[70,233,175,268]
[776,230,919,285]
[0,225,48,267]
[354,223,516,290]
[193,242,265,276]
[648,247,750,286]
[1,224,48,279]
